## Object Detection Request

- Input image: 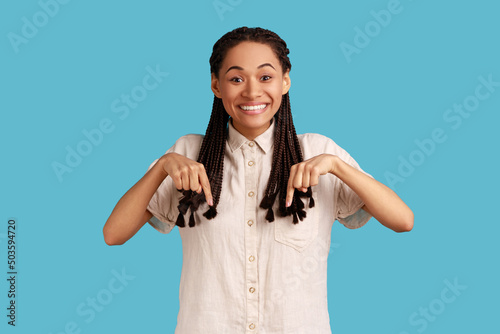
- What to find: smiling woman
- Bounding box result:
[211,42,290,140]
[103,26,413,333]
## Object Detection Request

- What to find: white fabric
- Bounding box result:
[147,119,372,333]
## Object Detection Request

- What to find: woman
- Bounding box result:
[103,26,413,333]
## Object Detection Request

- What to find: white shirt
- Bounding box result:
[147,119,372,333]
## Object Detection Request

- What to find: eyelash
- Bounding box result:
[230,75,272,83]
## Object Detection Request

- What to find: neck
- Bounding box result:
[231,119,273,141]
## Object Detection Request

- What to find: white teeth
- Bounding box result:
[240,104,267,111]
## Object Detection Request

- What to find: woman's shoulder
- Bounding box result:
[173,133,204,145]
[297,132,339,149]
[297,132,350,159]
[165,133,204,158]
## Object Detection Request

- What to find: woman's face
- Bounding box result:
[211,41,291,140]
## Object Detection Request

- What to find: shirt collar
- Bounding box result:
[227,118,275,154]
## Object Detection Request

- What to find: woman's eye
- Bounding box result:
[261,75,271,81]
[230,77,242,83]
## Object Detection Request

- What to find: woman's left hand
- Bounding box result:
[285,154,336,207]
[286,153,414,232]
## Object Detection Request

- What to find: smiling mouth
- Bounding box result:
[238,103,269,114]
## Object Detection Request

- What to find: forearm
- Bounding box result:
[103,157,168,245]
[332,156,413,232]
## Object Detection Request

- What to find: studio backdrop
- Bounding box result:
[1,0,499,333]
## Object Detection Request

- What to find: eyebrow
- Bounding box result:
[225,63,276,74]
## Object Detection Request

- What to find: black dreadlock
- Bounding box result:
[175,26,314,228]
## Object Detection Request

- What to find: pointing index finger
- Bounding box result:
[286,168,296,207]
[199,173,213,206]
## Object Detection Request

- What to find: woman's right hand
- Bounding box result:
[161,153,214,206]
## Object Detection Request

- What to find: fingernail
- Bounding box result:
[208,198,213,206]
[286,201,291,207]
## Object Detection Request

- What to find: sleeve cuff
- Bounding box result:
[338,206,372,229]
[148,215,176,234]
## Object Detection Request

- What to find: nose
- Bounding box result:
[241,77,262,99]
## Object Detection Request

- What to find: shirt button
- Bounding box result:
[249,287,255,293]
[248,142,255,147]
[249,255,255,262]
[249,323,255,330]
[248,191,254,197]
[247,220,254,226]
[248,161,255,166]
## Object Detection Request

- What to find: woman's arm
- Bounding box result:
[103,158,167,245]
[285,154,413,233]
[331,156,413,232]
[103,153,213,245]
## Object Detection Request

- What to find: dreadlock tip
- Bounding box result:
[188,212,196,228]
[175,213,186,228]
[265,208,275,222]
[203,206,217,220]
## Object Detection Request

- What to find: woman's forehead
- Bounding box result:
[221,41,281,73]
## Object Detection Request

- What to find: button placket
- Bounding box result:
[242,143,259,332]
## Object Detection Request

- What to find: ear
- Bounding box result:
[211,73,222,98]
[282,70,291,95]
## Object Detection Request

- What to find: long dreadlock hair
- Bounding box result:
[175,26,314,228]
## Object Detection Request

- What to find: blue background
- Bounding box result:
[1,0,499,333]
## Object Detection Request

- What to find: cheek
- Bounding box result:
[219,93,238,116]
[270,81,285,97]
[220,83,239,101]
[272,87,284,101]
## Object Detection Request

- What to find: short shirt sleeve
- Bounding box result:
[146,134,204,234]
[321,136,373,229]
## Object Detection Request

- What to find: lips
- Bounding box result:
[238,103,269,115]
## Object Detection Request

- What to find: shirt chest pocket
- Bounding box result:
[273,192,318,252]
